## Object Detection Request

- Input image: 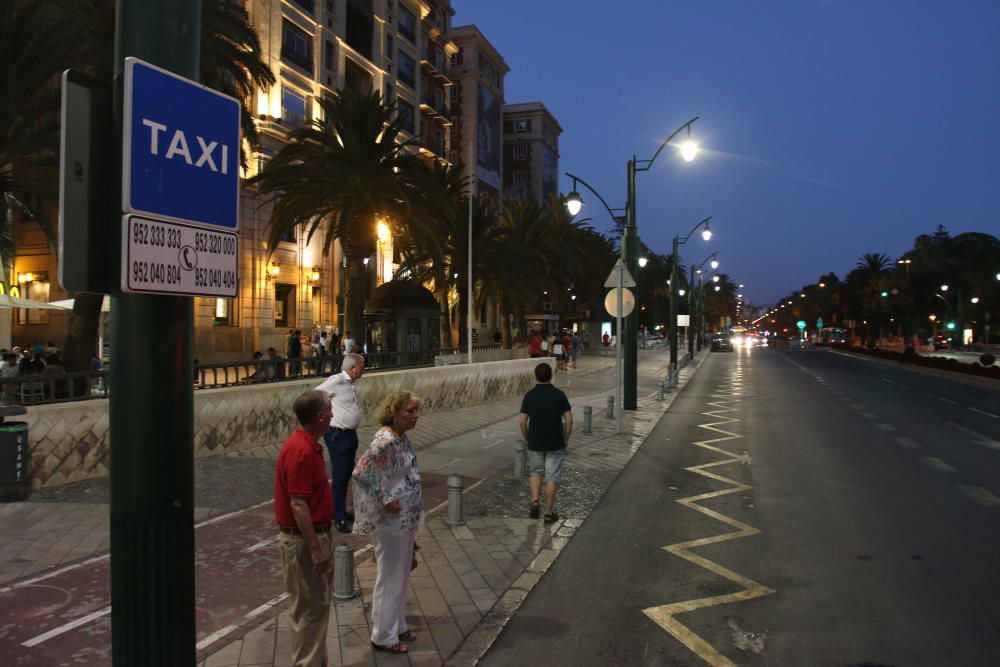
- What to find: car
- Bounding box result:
[931,334,951,351]
[710,335,734,352]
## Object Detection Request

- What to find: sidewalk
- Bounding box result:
[0,349,708,665]
[199,350,707,667]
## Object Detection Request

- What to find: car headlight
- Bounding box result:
[731,336,743,346]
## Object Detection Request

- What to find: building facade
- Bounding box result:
[448,25,508,211]
[502,101,561,205]
[9,0,458,362]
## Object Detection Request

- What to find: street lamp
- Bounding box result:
[689,251,718,357]
[638,257,649,268]
[565,115,700,410]
[671,216,713,380]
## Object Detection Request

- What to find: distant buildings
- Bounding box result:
[503,102,562,205]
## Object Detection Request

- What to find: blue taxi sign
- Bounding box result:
[122,57,240,231]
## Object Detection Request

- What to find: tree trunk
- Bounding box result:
[435,283,452,348]
[343,256,366,348]
[62,292,103,372]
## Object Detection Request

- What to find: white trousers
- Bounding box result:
[370,524,415,647]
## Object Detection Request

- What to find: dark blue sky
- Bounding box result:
[455,1,1000,307]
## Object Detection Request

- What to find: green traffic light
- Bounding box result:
[946,321,956,330]
[880,291,888,298]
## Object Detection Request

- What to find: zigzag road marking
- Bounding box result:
[643,370,775,666]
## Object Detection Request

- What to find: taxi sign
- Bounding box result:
[122,57,240,231]
[122,215,237,297]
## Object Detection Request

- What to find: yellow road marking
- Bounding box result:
[643,372,774,665]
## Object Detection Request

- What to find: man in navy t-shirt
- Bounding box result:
[519,363,573,524]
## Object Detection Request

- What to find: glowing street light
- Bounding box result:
[638,257,648,268]
[710,259,719,270]
[565,191,583,217]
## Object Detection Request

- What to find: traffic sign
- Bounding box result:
[123,57,240,231]
[122,215,237,297]
[816,317,824,328]
[604,259,636,288]
[796,320,806,330]
[605,288,635,317]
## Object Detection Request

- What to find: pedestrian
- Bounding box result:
[519,363,573,524]
[342,331,356,354]
[572,331,583,367]
[352,389,424,655]
[274,390,334,667]
[266,347,285,380]
[528,332,542,358]
[314,352,365,533]
[552,335,566,371]
[540,334,550,357]
[492,328,501,344]
[602,331,611,353]
[561,331,573,369]
[288,329,303,377]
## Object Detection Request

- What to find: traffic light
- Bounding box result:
[880,290,888,298]
[946,321,956,330]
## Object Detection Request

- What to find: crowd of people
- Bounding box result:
[0,342,102,402]
[275,354,573,664]
[248,329,358,383]
[526,329,583,370]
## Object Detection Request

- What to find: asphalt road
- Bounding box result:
[479,346,1000,667]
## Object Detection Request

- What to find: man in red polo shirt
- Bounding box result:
[275,390,335,667]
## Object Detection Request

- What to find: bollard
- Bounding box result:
[657,380,666,400]
[670,363,679,388]
[606,395,615,419]
[514,440,527,479]
[333,543,356,600]
[445,473,466,526]
[583,406,592,433]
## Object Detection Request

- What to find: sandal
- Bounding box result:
[544,512,559,524]
[398,630,417,642]
[529,501,540,519]
[371,641,408,654]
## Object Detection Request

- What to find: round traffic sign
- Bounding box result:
[605,288,635,317]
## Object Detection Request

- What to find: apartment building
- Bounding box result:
[448,25,508,211]
[502,102,562,205]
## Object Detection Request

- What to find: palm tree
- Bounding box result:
[249,89,422,339]
[394,160,468,347]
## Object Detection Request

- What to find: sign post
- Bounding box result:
[605,259,636,434]
[106,4,240,663]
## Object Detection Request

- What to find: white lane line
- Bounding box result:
[969,407,999,419]
[895,437,921,449]
[938,397,959,405]
[881,378,896,384]
[898,384,912,390]
[431,457,464,471]
[195,592,290,650]
[244,536,279,553]
[958,486,1000,507]
[876,423,897,432]
[946,422,1000,451]
[860,412,877,420]
[850,404,865,411]
[922,457,958,473]
[22,607,110,647]
[2,499,277,595]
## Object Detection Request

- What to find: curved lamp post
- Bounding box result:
[689,251,718,358]
[670,216,713,376]
[564,116,700,410]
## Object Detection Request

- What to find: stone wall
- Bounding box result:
[20,358,546,490]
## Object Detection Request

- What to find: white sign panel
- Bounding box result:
[122,215,238,297]
[677,315,690,327]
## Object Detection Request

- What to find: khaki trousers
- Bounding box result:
[279,531,332,667]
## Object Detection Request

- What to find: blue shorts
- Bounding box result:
[528,449,565,483]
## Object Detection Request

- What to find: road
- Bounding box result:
[480,346,1000,666]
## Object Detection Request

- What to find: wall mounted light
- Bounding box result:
[17,272,34,283]
[310,267,321,282]
[266,262,280,282]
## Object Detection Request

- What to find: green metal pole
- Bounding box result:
[111,2,200,664]
[669,235,679,374]
[623,158,638,410]
[688,265,696,359]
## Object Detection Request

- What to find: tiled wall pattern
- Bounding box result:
[20,358,545,490]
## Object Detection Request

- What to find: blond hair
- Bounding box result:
[376,389,422,426]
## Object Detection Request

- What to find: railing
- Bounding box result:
[0,371,110,406]
[0,346,510,406]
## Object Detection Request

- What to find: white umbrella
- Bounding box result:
[49,296,111,312]
[0,294,71,309]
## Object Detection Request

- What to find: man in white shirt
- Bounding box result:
[342,331,356,354]
[314,352,365,533]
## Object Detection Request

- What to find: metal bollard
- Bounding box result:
[670,363,679,388]
[445,473,466,526]
[514,440,527,479]
[583,406,592,433]
[606,395,615,419]
[657,380,666,400]
[333,543,356,600]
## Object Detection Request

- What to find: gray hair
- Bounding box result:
[342,352,364,372]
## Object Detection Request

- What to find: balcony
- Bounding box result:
[419,94,451,126]
[420,41,451,83]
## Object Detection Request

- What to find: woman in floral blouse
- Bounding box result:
[352,389,424,655]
